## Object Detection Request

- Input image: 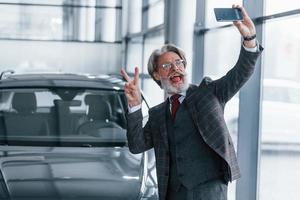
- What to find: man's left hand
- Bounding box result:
[232,5,256,48]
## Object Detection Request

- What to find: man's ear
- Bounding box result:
[153,71,161,81]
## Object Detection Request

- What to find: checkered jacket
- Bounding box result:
[126,45,263,200]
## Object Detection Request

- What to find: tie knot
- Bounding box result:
[171,94,181,102]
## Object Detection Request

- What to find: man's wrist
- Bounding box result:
[243,34,256,41]
[128,104,142,113]
[243,39,256,48]
[243,39,259,52]
[243,34,257,48]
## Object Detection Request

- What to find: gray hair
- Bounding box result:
[147,44,187,87]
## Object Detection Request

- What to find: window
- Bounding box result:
[142,32,165,106]
[259,14,300,200]
[146,0,164,28]
[126,37,143,73]
[0,0,122,42]
[265,0,300,15]
[203,3,242,198]
[127,0,142,33]
[0,88,127,146]
[125,0,165,108]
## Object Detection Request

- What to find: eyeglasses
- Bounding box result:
[161,59,186,70]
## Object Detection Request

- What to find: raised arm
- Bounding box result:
[212,5,263,104]
[120,67,141,107]
[232,5,256,48]
[121,67,153,154]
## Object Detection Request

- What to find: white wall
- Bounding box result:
[0,40,122,75]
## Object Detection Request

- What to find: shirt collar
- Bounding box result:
[167,91,186,103]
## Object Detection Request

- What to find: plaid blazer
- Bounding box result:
[126,46,263,200]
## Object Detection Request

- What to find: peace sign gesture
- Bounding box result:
[120,67,141,108]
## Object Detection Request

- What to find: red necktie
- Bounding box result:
[171,94,181,120]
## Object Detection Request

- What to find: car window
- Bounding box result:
[0,88,129,147]
[0,91,13,110]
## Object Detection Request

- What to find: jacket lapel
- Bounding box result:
[185,85,204,135]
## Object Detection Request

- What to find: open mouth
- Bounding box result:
[170,74,183,84]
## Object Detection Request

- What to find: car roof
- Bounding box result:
[0,72,125,90]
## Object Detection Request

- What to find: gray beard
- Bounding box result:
[161,76,189,94]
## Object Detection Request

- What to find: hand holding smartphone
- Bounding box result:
[214,8,243,22]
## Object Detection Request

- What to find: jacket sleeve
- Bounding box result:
[126,109,153,154]
[212,45,263,104]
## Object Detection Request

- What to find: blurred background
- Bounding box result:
[0,0,300,199]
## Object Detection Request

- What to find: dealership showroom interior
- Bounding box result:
[0,0,300,200]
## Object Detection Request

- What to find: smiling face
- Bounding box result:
[153,51,189,94]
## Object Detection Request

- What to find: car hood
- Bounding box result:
[0,146,143,200]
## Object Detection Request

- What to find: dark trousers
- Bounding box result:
[166,179,228,200]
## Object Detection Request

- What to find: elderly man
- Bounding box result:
[121,5,263,200]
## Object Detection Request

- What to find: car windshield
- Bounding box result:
[0,88,128,147]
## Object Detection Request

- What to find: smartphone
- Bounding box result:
[214,8,243,22]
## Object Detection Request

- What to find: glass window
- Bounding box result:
[0,0,122,7]
[142,32,164,107]
[263,17,300,81]
[127,0,142,33]
[203,26,242,200]
[265,0,300,15]
[143,31,164,73]
[259,16,300,200]
[0,41,122,75]
[143,78,164,107]
[289,88,300,104]
[204,27,241,76]
[263,80,300,104]
[0,1,122,42]
[0,5,64,40]
[0,0,64,5]
[204,27,241,147]
[95,8,122,42]
[146,0,164,28]
[95,0,122,7]
[148,0,160,4]
[126,37,143,73]
[0,88,128,146]
[0,0,122,6]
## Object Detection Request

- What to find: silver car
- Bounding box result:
[0,72,158,200]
